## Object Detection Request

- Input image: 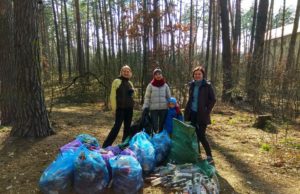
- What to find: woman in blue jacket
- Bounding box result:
[184,66,216,164]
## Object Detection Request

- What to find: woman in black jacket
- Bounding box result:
[102,65,134,148]
[184,66,216,164]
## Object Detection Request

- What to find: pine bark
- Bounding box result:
[0,0,15,125]
[232,0,241,85]
[63,0,72,78]
[51,0,63,83]
[248,0,269,110]
[219,0,233,102]
[11,0,54,137]
[75,0,85,76]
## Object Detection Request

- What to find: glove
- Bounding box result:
[143,107,149,115]
[128,88,134,97]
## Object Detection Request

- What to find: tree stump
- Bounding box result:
[253,115,272,129]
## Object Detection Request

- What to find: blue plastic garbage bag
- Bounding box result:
[129,131,156,174]
[120,147,137,159]
[109,155,143,194]
[105,145,122,155]
[39,151,75,194]
[60,139,82,153]
[97,148,115,180]
[74,147,109,194]
[151,129,172,164]
[76,134,100,150]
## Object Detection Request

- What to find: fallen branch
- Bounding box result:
[62,72,108,91]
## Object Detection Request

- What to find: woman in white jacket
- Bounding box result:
[143,68,171,133]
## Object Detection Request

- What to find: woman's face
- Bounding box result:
[121,68,132,79]
[154,72,163,80]
[193,70,203,81]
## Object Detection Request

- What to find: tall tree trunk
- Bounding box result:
[210,0,217,83]
[219,0,233,102]
[188,0,193,73]
[227,0,234,39]
[165,0,175,67]
[99,0,109,108]
[63,0,72,79]
[296,33,300,69]
[75,0,85,76]
[86,0,90,73]
[51,0,63,83]
[0,0,15,125]
[117,2,122,67]
[93,0,102,72]
[232,0,241,86]
[142,0,150,104]
[121,0,127,65]
[249,0,258,54]
[40,2,51,82]
[246,0,258,94]
[216,10,220,83]
[98,0,108,70]
[200,0,206,61]
[108,0,115,69]
[11,0,54,137]
[265,0,274,72]
[177,0,183,94]
[58,0,66,71]
[284,0,300,84]
[278,0,286,63]
[103,0,112,63]
[205,0,212,73]
[248,0,269,110]
[153,0,160,61]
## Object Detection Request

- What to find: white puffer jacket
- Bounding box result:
[143,83,171,110]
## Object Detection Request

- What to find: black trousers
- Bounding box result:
[102,107,133,148]
[150,109,168,133]
[190,111,212,157]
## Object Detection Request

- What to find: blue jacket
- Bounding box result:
[184,79,216,125]
[164,107,183,134]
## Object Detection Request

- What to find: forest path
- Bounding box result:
[0,103,299,193]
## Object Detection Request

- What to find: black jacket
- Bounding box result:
[116,77,134,109]
[184,80,216,125]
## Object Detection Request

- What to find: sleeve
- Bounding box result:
[110,79,121,112]
[142,84,151,109]
[129,80,135,97]
[166,84,171,99]
[207,84,216,113]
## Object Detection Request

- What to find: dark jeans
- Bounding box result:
[190,111,212,157]
[150,109,168,133]
[102,107,133,148]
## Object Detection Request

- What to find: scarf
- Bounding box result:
[151,78,165,87]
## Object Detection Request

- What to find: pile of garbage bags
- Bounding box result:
[39,131,159,194]
[39,134,110,194]
[39,119,219,194]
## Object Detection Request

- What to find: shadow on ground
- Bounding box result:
[217,174,240,194]
[208,136,285,194]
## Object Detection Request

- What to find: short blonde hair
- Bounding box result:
[120,65,132,77]
[120,65,131,73]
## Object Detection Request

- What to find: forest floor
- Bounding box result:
[0,102,299,194]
